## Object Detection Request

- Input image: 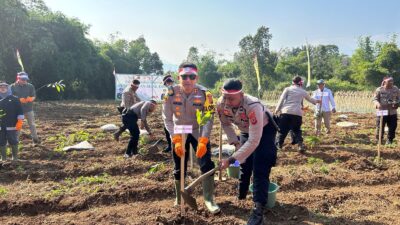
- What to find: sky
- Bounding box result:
[43,0,400,67]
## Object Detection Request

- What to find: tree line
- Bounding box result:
[1,0,399,100]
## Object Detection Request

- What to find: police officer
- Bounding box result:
[218,79,277,225]
[162,63,220,214]
[115,100,157,158]
[373,77,400,145]
[217,79,277,224]
[275,76,319,153]
[161,74,174,153]
[120,79,141,110]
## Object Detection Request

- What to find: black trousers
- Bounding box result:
[172,134,215,180]
[276,114,303,147]
[239,123,277,205]
[120,113,140,155]
[376,114,398,141]
[164,126,172,150]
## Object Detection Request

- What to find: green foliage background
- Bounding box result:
[1,0,399,100]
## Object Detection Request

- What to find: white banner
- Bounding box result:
[115,74,165,101]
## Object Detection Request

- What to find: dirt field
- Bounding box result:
[0,100,399,225]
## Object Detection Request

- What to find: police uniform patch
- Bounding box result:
[193,98,202,104]
[249,111,257,125]
[240,112,247,120]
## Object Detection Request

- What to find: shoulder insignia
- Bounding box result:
[249,111,258,125]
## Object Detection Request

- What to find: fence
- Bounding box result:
[263,91,376,114]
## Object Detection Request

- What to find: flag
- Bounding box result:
[305,41,311,88]
[253,54,261,93]
[16,49,25,72]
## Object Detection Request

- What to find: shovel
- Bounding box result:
[148,139,162,154]
[181,167,218,210]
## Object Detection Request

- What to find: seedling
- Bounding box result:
[0,187,7,197]
[146,162,165,176]
[304,136,321,149]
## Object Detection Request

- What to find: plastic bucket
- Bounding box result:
[226,166,240,179]
[249,182,279,208]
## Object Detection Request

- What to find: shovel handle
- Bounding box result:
[185,167,218,191]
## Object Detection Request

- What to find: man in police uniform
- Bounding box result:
[373,77,400,145]
[120,79,141,110]
[116,100,157,158]
[161,74,174,153]
[162,63,220,214]
[218,79,277,225]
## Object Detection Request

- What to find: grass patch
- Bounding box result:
[304,136,321,149]
[0,186,8,197]
[44,173,113,199]
[307,157,324,165]
[47,130,97,152]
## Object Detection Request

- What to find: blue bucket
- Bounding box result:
[249,182,279,208]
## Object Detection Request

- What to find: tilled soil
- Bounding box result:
[0,100,399,225]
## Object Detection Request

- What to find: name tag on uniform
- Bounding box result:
[376,110,388,116]
[316,92,329,97]
[174,125,193,134]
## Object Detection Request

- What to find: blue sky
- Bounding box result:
[44,0,400,66]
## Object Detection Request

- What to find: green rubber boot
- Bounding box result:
[174,180,181,206]
[0,146,6,161]
[202,175,220,214]
[11,145,18,161]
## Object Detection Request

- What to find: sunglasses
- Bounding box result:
[180,74,197,80]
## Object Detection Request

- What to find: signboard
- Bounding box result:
[376,110,388,116]
[174,125,193,134]
[115,73,165,101]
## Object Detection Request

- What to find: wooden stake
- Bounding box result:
[180,134,186,215]
[377,115,383,159]
[189,145,193,171]
[218,122,223,181]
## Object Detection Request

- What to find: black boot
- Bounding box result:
[162,146,171,153]
[298,143,306,153]
[247,202,264,225]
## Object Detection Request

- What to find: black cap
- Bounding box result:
[292,76,302,85]
[223,79,242,91]
[132,79,140,85]
[162,75,173,85]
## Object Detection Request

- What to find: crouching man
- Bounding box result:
[114,100,157,158]
[218,79,277,225]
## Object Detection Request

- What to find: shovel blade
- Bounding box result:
[148,145,159,154]
[181,191,198,210]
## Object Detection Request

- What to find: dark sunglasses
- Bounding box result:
[180,74,197,80]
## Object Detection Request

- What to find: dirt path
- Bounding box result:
[1,100,399,224]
